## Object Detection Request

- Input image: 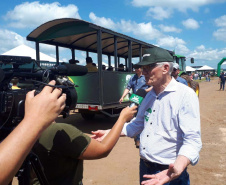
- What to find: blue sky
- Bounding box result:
[1,0,226,68]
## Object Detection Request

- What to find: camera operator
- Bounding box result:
[32,106,137,185]
[0,80,66,185]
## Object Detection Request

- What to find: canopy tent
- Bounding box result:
[186,66,196,72]
[197,65,214,71]
[2,44,58,62]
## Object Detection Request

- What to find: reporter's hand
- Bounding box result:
[23,80,66,130]
[91,129,111,142]
[119,106,137,123]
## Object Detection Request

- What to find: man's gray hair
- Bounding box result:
[156,62,173,75]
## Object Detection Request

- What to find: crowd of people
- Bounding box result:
[0,47,202,185]
[85,56,136,72]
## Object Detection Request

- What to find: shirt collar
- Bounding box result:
[164,77,178,92]
[149,77,177,97]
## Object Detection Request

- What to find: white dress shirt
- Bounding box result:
[122,78,202,165]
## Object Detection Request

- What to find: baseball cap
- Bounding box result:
[135,47,173,66]
[133,65,140,69]
[173,63,179,69]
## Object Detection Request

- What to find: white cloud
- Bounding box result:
[191,49,225,61]
[213,15,226,42]
[0,29,27,54]
[182,19,199,29]
[119,20,162,40]
[158,24,182,33]
[131,0,225,12]
[89,12,116,29]
[196,45,206,51]
[0,29,70,62]
[213,28,226,42]
[176,44,190,55]
[157,36,186,48]
[214,15,226,27]
[89,13,190,55]
[146,7,173,20]
[89,13,162,41]
[3,2,81,29]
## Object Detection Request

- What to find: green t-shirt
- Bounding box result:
[32,123,91,185]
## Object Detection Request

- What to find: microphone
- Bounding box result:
[51,64,88,76]
[129,88,147,108]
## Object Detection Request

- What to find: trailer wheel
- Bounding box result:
[191,81,200,97]
[81,112,95,120]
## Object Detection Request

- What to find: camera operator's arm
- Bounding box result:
[78,106,137,159]
[0,80,66,185]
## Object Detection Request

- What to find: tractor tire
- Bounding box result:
[191,81,200,97]
[180,74,192,87]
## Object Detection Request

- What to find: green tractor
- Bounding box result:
[173,54,200,97]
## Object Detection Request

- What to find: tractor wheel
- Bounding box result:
[191,81,200,97]
[180,74,192,87]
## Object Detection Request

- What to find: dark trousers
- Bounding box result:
[140,158,190,185]
[220,81,225,90]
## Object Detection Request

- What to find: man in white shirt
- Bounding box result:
[92,47,202,185]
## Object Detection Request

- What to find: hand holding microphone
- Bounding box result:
[129,88,147,116]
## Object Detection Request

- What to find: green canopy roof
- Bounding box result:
[27,18,172,58]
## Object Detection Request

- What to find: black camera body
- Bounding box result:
[0,55,87,138]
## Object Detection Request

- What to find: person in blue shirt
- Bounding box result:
[218,71,226,90]
[119,66,151,103]
[171,63,188,86]
[119,65,152,148]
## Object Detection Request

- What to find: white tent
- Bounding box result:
[197,65,214,71]
[186,66,196,72]
[2,44,58,62]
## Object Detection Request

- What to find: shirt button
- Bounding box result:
[157,97,159,99]
[143,148,145,150]
[147,135,149,137]
[150,122,152,125]
[153,110,155,112]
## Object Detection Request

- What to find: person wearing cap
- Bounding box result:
[119,64,152,148]
[171,63,188,86]
[92,47,202,185]
[119,65,151,104]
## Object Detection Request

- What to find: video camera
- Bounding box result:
[0,55,87,139]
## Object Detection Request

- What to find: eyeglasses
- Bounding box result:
[142,63,157,72]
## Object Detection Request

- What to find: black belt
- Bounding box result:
[141,159,169,171]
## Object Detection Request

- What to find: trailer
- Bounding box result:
[27,18,174,119]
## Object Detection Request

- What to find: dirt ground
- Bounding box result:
[13,77,226,185]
